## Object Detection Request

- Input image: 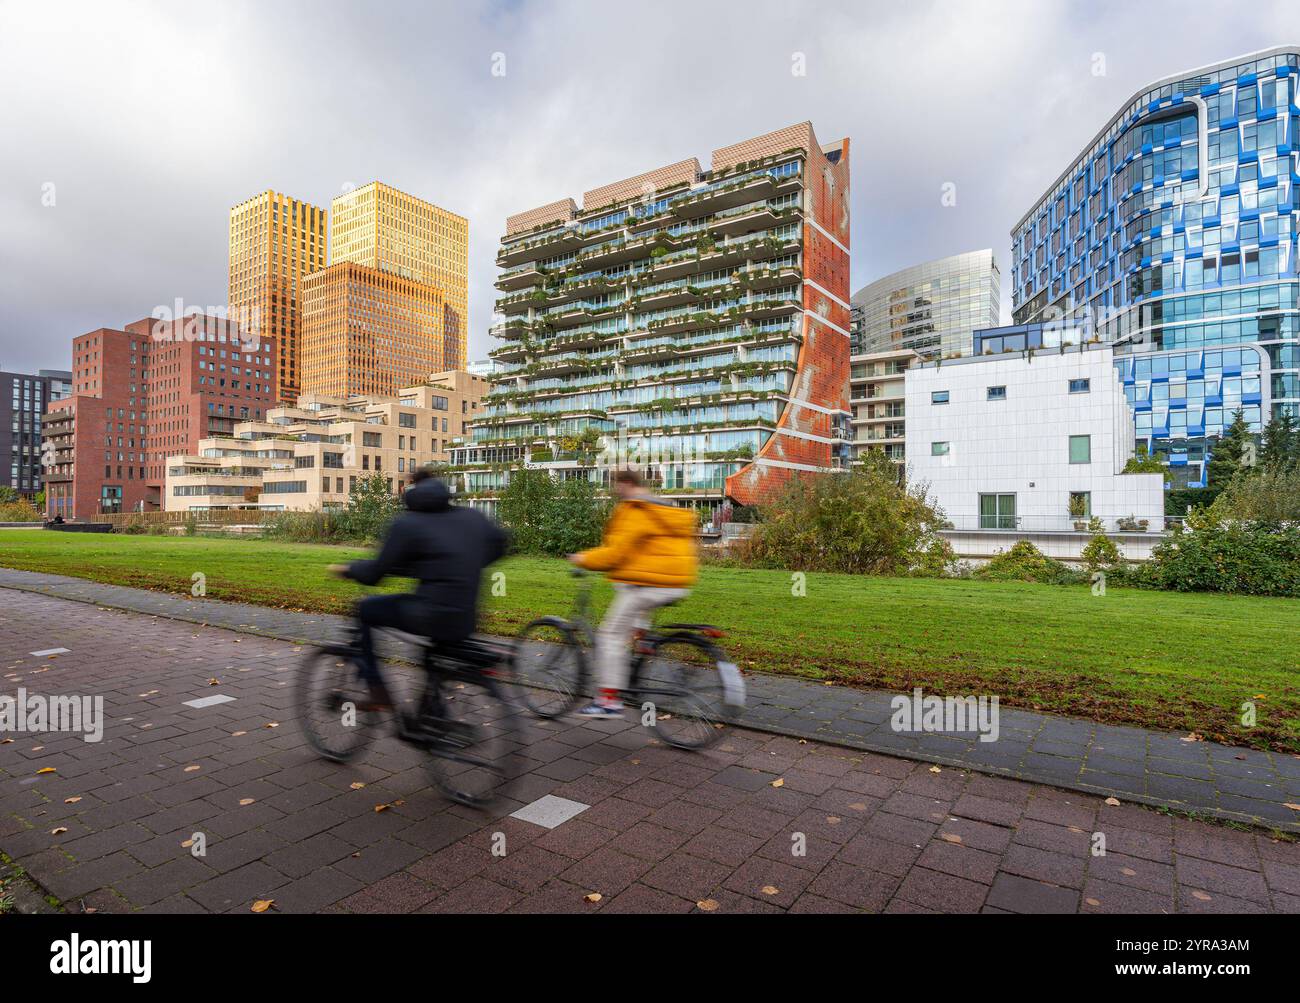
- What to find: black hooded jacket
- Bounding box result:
[344,479,508,635]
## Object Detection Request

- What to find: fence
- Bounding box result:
[98,510,279,529]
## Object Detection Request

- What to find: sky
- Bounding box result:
[0,0,1293,374]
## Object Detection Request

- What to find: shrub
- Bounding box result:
[264,474,401,545]
[741,453,952,576]
[1208,466,1300,526]
[1080,532,1123,572]
[497,469,609,556]
[1130,510,1300,597]
[974,540,1081,585]
[0,498,42,522]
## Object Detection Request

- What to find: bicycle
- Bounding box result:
[297,624,519,807]
[511,569,745,749]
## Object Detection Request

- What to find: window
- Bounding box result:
[979,493,1017,529]
[1069,491,1092,520]
[986,386,1007,401]
[362,431,382,447]
[1069,434,1091,464]
[1069,378,1091,394]
[399,412,415,428]
[931,441,950,456]
[931,390,949,405]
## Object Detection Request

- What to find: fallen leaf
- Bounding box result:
[1085,897,1101,907]
[929,766,942,774]
[1180,732,1203,743]
[696,898,719,912]
[1191,890,1212,902]
[51,827,67,836]
[760,885,780,896]
[36,767,56,775]
[771,778,784,788]
[250,900,275,913]
[350,782,367,790]
[207,678,220,686]
[583,892,602,903]
[239,798,255,806]
[1284,803,1300,812]
[231,731,247,737]
[941,833,963,844]
[848,803,867,812]
[1104,797,1121,806]
[183,765,201,773]
[1121,867,1137,876]
[0,738,12,744]
[826,816,841,825]
[63,797,82,805]
[264,722,279,729]
[181,839,194,848]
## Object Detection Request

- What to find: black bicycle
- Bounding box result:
[297,625,518,807]
[511,569,745,749]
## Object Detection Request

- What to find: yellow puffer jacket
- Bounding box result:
[576,498,699,588]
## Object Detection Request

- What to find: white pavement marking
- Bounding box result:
[182,694,237,709]
[30,648,70,657]
[510,794,590,829]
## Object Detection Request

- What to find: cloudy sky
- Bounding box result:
[0,0,1292,374]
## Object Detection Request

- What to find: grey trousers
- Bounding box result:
[595,583,689,693]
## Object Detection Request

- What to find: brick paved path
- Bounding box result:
[2,587,1299,914]
[2,566,1299,831]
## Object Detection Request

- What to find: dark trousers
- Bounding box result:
[354,593,467,689]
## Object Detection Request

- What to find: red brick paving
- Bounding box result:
[1,587,1299,915]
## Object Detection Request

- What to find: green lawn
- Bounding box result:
[2,529,1298,751]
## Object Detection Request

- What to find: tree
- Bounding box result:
[496,468,557,555]
[1259,412,1298,472]
[0,486,18,504]
[336,473,402,543]
[542,477,609,555]
[1205,409,1252,489]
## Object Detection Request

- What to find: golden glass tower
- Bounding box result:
[328,181,469,370]
[228,191,327,402]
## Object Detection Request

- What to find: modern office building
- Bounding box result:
[44,315,277,519]
[327,181,469,371]
[301,261,447,398]
[228,190,327,403]
[1006,46,1299,486]
[906,344,1165,557]
[163,371,486,512]
[848,348,920,465]
[460,121,851,509]
[2,368,68,497]
[851,250,1001,360]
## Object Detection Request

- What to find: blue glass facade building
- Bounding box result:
[1003,47,1299,486]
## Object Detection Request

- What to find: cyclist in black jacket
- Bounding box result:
[329,469,508,710]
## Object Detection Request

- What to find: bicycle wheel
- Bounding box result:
[638,634,729,750]
[511,617,586,718]
[423,674,512,807]
[296,646,380,762]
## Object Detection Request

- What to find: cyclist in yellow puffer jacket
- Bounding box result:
[568,468,699,717]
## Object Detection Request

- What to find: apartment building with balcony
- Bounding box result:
[2,368,69,498]
[460,122,851,508]
[848,348,920,465]
[44,315,277,519]
[163,371,485,511]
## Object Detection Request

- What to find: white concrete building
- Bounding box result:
[905,344,1165,560]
